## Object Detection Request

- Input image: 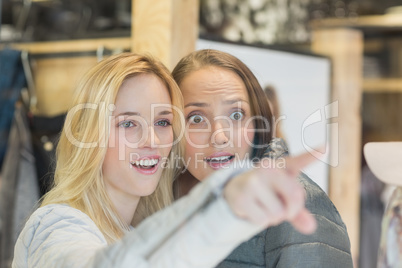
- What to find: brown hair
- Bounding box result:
[264,85,284,140]
[172,49,273,159]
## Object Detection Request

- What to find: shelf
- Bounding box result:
[2,37,131,55]
[311,14,402,30]
[363,78,402,92]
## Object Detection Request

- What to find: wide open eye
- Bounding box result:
[229,111,244,121]
[188,114,204,124]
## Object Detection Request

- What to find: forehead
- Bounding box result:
[114,74,171,113]
[180,66,249,99]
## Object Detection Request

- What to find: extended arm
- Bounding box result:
[14,166,260,268]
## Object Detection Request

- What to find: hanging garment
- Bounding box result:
[0,104,40,268]
[359,165,385,268]
[29,113,65,196]
[377,187,402,268]
[0,49,27,170]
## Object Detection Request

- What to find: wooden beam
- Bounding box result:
[310,14,402,30]
[5,37,131,54]
[364,78,402,93]
[131,0,199,70]
[311,29,363,266]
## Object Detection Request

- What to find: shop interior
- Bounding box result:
[1,0,402,267]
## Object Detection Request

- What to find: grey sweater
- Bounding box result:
[216,138,353,268]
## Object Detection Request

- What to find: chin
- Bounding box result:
[133,179,160,196]
[190,170,211,182]
[137,186,159,197]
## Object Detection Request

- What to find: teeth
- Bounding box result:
[209,156,231,161]
[133,158,159,167]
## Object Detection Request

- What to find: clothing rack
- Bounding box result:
[5,37,131,55]
[20,51,37,113]
[0,37,131,116]
[0,0,2,41]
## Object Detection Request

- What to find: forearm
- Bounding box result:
[94,165,261,268]
[17,165,256,268]
[96,197,260,268]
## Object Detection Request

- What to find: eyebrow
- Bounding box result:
[115,112,141,117]
[223,98,249,105]
[184,98,249,108]
[115,110,172,117]
[158,110,173,115]
[184,102,210,108]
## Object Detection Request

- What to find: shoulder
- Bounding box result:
[298,173,346,229]
[273,172,350,244]
[261,173,353,266]
[15,204,106,255]
[25,204,101,232]
[13,204,108,267]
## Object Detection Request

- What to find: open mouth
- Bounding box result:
[204,154,235,169]
[131,159,159,169]
[130,157,161,175]
[205,155,235,163]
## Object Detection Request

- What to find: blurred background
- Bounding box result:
[2,1,402,267]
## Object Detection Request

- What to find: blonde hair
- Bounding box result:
[41,53,184,243]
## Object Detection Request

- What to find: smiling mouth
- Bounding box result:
[204,155,235,163]
[130,158,159,169]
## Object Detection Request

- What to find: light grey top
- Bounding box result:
[13,164,262,268]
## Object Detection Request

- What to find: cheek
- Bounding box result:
[184,141,197,161]
[184,131,210,164]
[156,128,174,159]
[158,128,174,146]
[124,128,145,144]
[111,127,144,149]
[162,143,173,158]
[184,134,206,175]
[235,122,255,157]
[246,127,255,149]
[108,128,134,160]
[184,145,208,181]
[106,130,121,160]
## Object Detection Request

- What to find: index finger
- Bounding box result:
[284,146,324,177]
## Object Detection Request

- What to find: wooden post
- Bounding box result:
[311,29,363,266]
[132,0,199,70]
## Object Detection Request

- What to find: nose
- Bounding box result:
[140,126,160,148]
[211,120,229,147]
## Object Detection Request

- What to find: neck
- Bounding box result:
[115,198,140,226]
[105,185,140,226]
[173,170,200,199]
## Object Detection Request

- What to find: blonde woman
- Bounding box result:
[13,53,316,268]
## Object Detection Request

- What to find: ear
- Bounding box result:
[364,142,402,186]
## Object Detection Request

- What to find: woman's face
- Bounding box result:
[180,66,255,181]
[103,74,173,206]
